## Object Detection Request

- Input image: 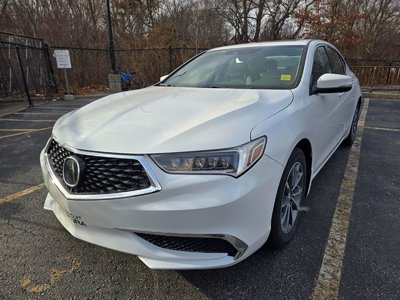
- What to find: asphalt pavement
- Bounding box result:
[0,97,399,299]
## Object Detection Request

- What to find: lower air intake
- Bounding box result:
[136,233,238,257]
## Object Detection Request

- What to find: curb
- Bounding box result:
[71,93,111,100]
[361,92,400,100]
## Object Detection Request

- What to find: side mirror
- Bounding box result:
[160,75,168,82]
[314,73,352,94]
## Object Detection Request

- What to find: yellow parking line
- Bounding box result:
[0,183,45,205]
[0,106,26,118]
[311,98,370,299]
[0,129,37,132]
[0,118,56,122]
[20,256,81,293]
[0,127,52,139]
[13,112,65,115]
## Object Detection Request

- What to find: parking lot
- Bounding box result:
[0,97,399,299]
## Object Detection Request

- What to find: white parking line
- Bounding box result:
[0,129,37,132]
[365,126,400,132]
[0,106,26,118]
[13,112,65,115]
[0,127,52,139]
[311,98,370,299]
[0,119,56,122]
[32,106,77,110]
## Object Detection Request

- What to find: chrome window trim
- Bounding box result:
[129,229,248,260]
[44,137,162,200]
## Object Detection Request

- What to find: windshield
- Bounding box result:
[162,45,305,89]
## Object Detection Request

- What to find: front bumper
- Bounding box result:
[40,147,283,269]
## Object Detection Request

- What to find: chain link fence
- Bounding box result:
[36,47,400,93]
[48,46,206,90]
[0,32,57,104]
[347,59,400,91]
[1,31,399,105]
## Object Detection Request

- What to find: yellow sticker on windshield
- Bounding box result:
[280,74,291,81]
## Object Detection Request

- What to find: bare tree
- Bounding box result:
[263,0,303,40]
[360,0,400,59]
[216,0,256,43]
[1,0,399,89]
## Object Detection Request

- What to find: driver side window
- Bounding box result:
[311,47,332,88]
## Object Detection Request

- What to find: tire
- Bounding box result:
[342,101,361,147]
[269,148,307,249]
[130,75,146,89]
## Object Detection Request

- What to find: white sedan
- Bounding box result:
[40,40,361,269]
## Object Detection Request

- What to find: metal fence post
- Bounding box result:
[8,36,12,93]
[168,45,173,72]
[39,39,44,87]
[43,43,58,93]
[385,61,392,86]
[105,0,117,73]
[25,38,29,84]
[0,62,7,95]
[15,46,32,106]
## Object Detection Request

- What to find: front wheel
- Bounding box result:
[269,148,307,249]
[342,101,361,147]
[130,75,146,89]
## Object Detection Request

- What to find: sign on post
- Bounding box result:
[54,50,71,69]
[54,50,72,98]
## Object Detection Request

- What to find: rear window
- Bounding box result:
[326,47,346,75]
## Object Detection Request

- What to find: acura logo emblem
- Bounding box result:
[63,156,84,188]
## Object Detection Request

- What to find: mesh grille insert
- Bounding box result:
[136,232,238,257]
[46,139,151,194]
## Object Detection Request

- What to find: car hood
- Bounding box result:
[53,86,293,154]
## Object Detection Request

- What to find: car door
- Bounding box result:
[325,46,355,134]
[307,46,344,172]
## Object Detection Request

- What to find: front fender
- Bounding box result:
[250,98,315,174]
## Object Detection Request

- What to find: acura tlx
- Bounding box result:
[40,40,362,269]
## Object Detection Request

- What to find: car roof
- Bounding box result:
[208,40,314,52]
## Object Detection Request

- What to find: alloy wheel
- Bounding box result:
[280,162,304,234]
[350,105,360,140]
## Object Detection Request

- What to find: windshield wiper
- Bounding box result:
[157,83,175,87]
[168,71,187,80]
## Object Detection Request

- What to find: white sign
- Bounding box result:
[54,50,72,69]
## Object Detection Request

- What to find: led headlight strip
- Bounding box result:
[151,136,266,177]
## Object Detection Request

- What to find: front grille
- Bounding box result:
[136,233,238,257]
[46,139,151,194]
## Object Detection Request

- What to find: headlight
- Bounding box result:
[150,137,266,177]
